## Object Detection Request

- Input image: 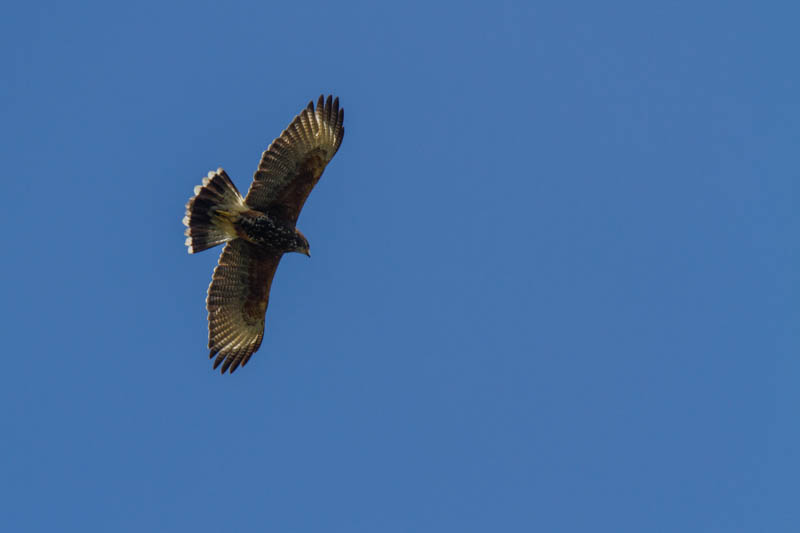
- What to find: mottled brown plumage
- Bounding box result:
[183,95,344,373]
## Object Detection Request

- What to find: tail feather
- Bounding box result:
[184,168,245,253]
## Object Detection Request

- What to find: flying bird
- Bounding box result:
[183,95,344,373]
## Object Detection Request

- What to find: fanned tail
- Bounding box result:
[183,168,245,253]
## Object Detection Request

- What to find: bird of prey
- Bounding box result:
[183,95,344,373]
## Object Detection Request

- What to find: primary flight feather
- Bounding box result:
[183,95,344,373]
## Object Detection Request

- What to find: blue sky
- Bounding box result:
[2,1,797,531]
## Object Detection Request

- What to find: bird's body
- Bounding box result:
[231,209,307,253]
[183,95,344,373]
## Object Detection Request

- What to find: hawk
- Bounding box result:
[183,95,344,373]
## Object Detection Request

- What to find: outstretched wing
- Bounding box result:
[206,239,281,373]
[245,95,344,223]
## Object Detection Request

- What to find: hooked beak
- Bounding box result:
[304,249,311,258]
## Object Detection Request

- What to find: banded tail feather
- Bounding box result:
[183,169,246,253]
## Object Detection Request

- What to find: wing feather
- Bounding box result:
[245,95,344,223]
[206,240,281,373]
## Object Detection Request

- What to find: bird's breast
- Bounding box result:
[234,210,296,251]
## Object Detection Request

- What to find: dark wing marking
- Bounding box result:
[245,95,344,223]
[206,240,281,373]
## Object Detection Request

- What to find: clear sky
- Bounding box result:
[2,1,797,531]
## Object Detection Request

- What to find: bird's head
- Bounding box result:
[292,229,311,257]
